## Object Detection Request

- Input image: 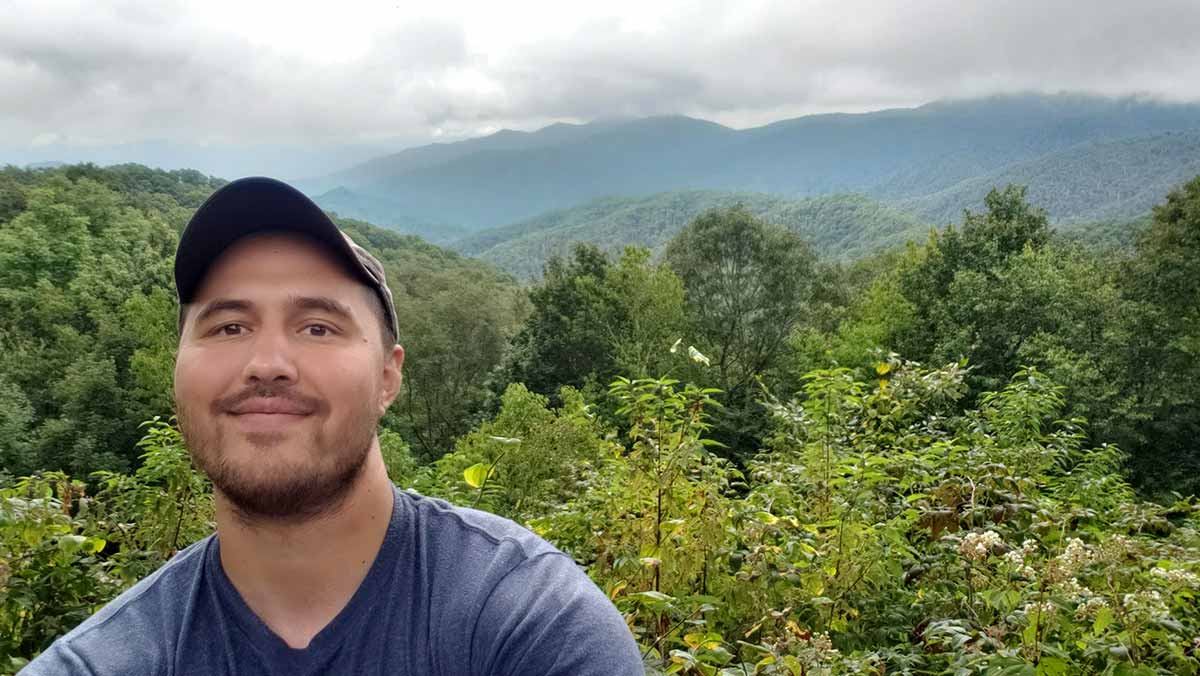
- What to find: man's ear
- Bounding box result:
[378,343,405,415]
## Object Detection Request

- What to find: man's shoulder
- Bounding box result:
[391,489,643,674]
[396,488,560,561]
[20,536,214,676]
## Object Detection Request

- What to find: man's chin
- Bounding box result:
[208,453,370,525]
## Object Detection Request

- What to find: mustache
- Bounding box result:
[211,384,326,416]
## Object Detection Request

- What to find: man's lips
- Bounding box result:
[226,398,314,416]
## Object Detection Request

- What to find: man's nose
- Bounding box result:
[241,327,299,384]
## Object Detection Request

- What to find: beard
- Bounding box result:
[178,383,380,525]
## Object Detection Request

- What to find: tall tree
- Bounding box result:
[1119,175,1200,495]
[664,206,818,456]
[664,206,818,396]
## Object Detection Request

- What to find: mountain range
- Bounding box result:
[300,94,1200,241]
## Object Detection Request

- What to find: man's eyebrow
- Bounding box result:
[289,296,356,322]
[193,298,253,326]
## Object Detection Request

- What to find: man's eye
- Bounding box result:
[306,324,331,337]
[219,324,244,336]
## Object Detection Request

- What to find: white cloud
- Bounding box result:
[2,0,1200,153]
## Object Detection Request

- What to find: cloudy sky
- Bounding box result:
[4,0,1200,176]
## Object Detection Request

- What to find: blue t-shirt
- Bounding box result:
[22,487,644,675]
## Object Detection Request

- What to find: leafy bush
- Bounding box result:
[0,419,211,673]
[539,360,1200,674]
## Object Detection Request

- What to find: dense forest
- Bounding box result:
[1,164,1198,674]
[452,190,930,279]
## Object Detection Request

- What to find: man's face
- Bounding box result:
[174,233,403,522]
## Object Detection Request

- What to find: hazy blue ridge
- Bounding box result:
[313,186,468,244]
[307,94,1200,232]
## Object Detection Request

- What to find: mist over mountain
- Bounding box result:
[302,94,1200,236]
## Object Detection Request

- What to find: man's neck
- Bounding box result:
[214,449,395,649]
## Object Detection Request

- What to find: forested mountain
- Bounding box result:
[901,130,1200,224]
[453,191,928,279]
[304,94,1200,231]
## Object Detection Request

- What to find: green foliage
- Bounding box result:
[0,472,115,672]
[504,244,687,401]
[336,214,527,461]
[533,362,1200,675]
[0,174,180,476]
[1117,175,1200,495]
[379,429,420,487]
[1,419,212,671]
[6,153,1200,675]
[414,383,613,523]
[665,206,818,393]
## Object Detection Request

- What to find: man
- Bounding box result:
[22,177,644,675]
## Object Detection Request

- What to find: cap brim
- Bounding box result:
[175,177,368,303]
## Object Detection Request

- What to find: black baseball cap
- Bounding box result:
[174,176,399,341]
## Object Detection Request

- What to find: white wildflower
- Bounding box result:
[1053,577,1087,601]
[1022,601,1056,618]
[808,632,839,661]
[959,530,1004,562]
[1075,596,1109,620]
[1123,590,1169,618]
[1002,549,1036,579]
[1151,567,1200,587]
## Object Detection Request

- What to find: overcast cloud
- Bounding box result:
[3,0,1200,176]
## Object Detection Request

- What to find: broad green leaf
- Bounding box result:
[463,463,493,488]
[1036,656,1068,676]
[1092,606,1113,634]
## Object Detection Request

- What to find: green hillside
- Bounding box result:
[454,190,930,279]
[901,131,1200,225]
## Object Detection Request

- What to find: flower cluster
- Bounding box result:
[1097,534,1131,563]
[1075,596,1109,620]
[1151,567,1200,587]
[1022,600,1056,618]
[1002,542,1037,578]
[800,631,840,665]
[1053,576,1087,600]
[1122,590,1169,619]
[959,530,1003,561]
[1047,538,1092,582]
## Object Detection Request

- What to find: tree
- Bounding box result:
[504,244,687,402]
[1118,175,1200,495]
[665,206,818,394]
[664,206,818,455]
[505,244,618,397]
